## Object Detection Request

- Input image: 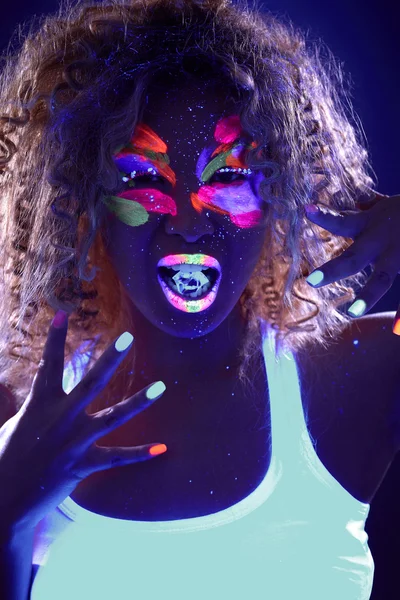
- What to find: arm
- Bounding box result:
[0,386,34,599]
[0,527,35,600]
[0,383,17,426]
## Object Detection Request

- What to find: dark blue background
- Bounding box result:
[1,1,399,597]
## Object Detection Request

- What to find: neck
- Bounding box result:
[126,300,249,388]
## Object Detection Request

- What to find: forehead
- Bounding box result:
[140,79,244,150]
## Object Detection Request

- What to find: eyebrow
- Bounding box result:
[114,116,249,182]
[197,135,250,182]
[197,113,249,177]
[115,139,250,190]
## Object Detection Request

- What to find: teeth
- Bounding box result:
[170,264,209,273]
[166,277,211,298]
[172,269,209,293]
[159,263,219,299]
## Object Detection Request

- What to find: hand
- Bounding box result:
[303,191,400,335]
[0,312,167,537]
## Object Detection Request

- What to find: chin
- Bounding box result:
[131,290,242,339]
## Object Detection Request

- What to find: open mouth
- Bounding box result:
[157,266,220,300]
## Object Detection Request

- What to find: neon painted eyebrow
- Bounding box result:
[197,114,252,181]
[118,140,250,187]
[114,123,176,186]
[114,114,253,184]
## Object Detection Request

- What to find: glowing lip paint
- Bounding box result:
[156,253,222,312]
[157,253,221,273]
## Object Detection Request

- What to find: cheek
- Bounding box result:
[99,214,146,263]
[239,229,268,273]
[196,182,266,229]
[100,214,121,256]
[102,190,176,227]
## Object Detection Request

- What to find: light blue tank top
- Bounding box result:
[31,319,374,599]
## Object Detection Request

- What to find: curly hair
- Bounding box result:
[0,0,379,413]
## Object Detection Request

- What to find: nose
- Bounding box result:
[164,188,215,242]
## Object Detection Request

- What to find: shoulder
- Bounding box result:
[342,310,400,452]
[343,310,400,379]
[341,310,399,358]
[345,310,397,336]
[306,311,399,376]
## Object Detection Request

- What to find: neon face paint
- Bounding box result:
[102,124,177,226]
[102,115,265,229]
[114,123,176,188]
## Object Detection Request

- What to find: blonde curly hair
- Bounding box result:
[0,0,378,413]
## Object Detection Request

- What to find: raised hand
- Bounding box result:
[304,192,400,335]
[0,311,167,537]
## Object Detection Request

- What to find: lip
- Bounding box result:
[156,253,221,276]
[157,269,221,310]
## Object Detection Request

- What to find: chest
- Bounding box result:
[70,340,396,520]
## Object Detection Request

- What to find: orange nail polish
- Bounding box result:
[149,444,167,456]
[393,317,400,336]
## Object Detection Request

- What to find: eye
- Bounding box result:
[134,174,165,184]
[121,171,166,186]
[209,167,251,184]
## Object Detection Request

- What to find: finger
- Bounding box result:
[67,381,167,456]
[65,331,135,420]
[92,381,167,431]
[356,188,390,211]
[346,255,399,318]
[29,310,70,400]
[305,235,382,288]
[304,204,366,239]
[392,306,400,336]
[74,442,168,479]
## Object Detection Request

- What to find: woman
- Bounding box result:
[0,0,399,598]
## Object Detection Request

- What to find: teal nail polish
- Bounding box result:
[306,270,324,286]
[115,331,134,352]
[347,299,366,317]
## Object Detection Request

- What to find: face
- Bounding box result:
[100,79,268,340]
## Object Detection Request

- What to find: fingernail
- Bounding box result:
[52,310,68,329]
[149,444,167,456]
[393,317,400,336]
[146,381,166,400]
[306,270,324,286]
[304,204,319,214]
[115,331,134,352]
[348,299,366,317]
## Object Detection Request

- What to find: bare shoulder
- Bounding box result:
[345,310,397,336]
[341,310,399,358]
[343,310,400,452]
[313,310,399,374]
